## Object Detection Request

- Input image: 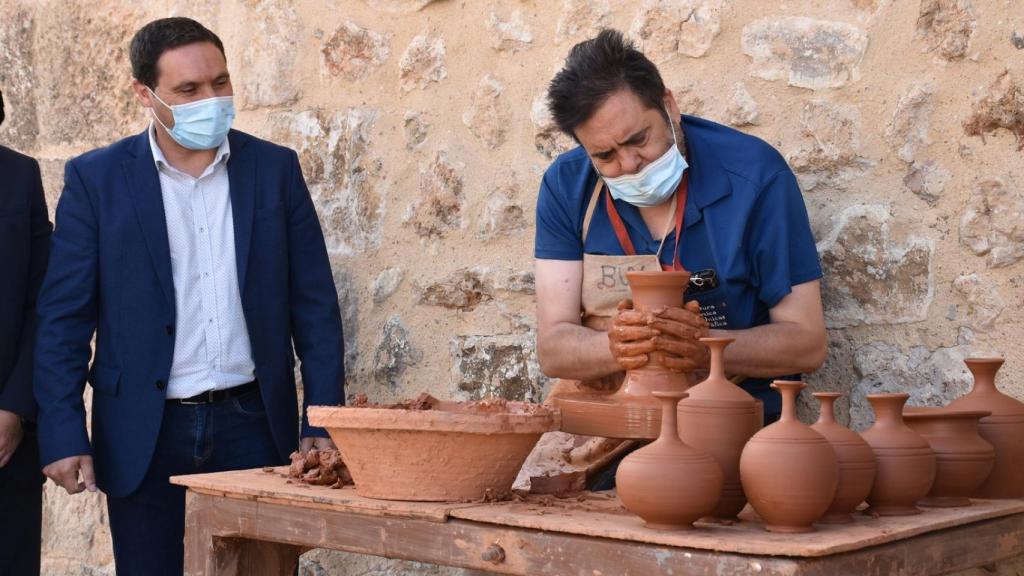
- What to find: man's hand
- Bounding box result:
[647,301,711,372]
[608,299,659,371]
[42,454,97,495]
[299,436,336,454]
[0,410,24,468]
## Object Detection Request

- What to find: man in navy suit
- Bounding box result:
[0,89,52,576]
[34,18,345,575]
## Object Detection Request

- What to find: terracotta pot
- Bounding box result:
[554,270,694,440]
[739,381,838,533]
[904,407,995,507]
[861,393,936,516]
[947,358,1024,499]
[307,401,559,501]
[616,391,723,530]
[678,337,760,522]
[811,392,876,524]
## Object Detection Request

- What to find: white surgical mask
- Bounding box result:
[149,88,235,150]
[599,107,687,207]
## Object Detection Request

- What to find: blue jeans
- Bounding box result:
[106,386,286,576]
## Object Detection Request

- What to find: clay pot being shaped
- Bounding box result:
[677,337,760,523]
[861,393,936,516]
[739,381,838,533]
[904,407,995,507]
[947,358,1024,499]
[555,270,694,440]
[617,271,693,397]
[810,392,876,524]
[616,391,723,530]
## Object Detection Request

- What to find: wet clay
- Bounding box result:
[811,392,876,524]
[555,271,695,439]
[615,391,723,530]
[862,393,936,516]
[307,400,559,502]
[677,337,760,523]
[904,407,995,508]
[739,381,838,533]
[286,448,353,489]
[947,357,1024,499]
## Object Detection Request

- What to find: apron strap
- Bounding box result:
[603,173,689,269]
[581,179,603,243]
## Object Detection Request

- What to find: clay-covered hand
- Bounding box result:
[647,301,711,373]
[608,299,659,371]
[300,436,336,454]
[0,410,23,468]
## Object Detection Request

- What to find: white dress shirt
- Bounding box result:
[148,124,256,399]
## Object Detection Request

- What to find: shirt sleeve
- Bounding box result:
[534,171,584,261]
[746,168,823,310]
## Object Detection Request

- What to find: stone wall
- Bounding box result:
[2,0,1023,573]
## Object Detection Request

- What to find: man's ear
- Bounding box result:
[131,79,155,109]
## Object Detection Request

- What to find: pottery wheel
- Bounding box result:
[553,392,663,440]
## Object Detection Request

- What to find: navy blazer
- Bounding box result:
[0,145,51,421]
[34,130,345,497]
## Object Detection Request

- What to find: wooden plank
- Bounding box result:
[182,490,1024,576]
[171,467,479,522]
[448,494,1024,558]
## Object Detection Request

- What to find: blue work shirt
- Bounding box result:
[534,115,822,419]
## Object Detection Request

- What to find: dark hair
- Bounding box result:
[130,17,226,89]
[547,29,667,139]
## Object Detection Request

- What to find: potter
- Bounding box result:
[530,29,827,489]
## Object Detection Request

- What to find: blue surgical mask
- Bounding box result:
[599,108,688,207]
[149,88,235,150]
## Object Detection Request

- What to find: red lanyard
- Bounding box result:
[604,174,688,271]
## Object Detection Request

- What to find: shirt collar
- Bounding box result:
[147,122,231,175]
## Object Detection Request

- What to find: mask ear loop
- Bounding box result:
[147,87,175,133]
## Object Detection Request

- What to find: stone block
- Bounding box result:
[0,3,37,151]
[404,151,464,239]
[530,94,576,159]
[399,33,447,93]
[373,316,421,389]
[741,17,869,91]
[321,20,390,81]
[885,85,933,163]
[817,205,934,328]
[788,100,871,191]
[916,0,976,60]
[363,0,442,13]
[959,178,1024,268]
[372,267,404,304]
[486,10,532,53]
[417,268,494,311]
[403,110,428,149]
[963,71,1024,147]
[476,182,528,240]
[953,273,1005,331]
[462,74,510,149]
[237,0,301,109]
[725,82,759,127]
[629,0,723,62]
[555,0,611,44]
[450,333,547,403]
[903,160,950,206]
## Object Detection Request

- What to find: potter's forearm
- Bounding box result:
[712,321,827,378]
[537,323,623,381]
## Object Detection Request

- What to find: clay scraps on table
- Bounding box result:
[349,392,544,415]
[350,392,438,410]
[285,448,353,489]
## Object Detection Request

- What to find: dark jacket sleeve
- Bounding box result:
[284,150,345,438]
[0,157,51,421]
[34,160,97,466]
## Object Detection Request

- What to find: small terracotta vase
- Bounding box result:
[678,337,760,523]
[904,407,995,507]
[861,393,936,516]
[811,392,876,524]
[739,381,838,533]
[617,271,693,397]
[616,391,723,530]
[947,358,1024,499]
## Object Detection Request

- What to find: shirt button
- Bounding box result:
[165,325,174,336]
[155,380,166,391]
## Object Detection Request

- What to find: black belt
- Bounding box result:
[168,380,258,405]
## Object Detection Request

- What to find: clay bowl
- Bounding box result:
[308,401,560,501]
[903,407,995,507]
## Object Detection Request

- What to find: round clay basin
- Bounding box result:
[308,402,560,501]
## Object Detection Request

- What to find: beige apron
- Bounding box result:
[518,180,684,492]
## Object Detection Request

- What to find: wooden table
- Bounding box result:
[172,468,1024,575]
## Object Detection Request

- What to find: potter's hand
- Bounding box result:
[647,302,710,373]
[42,454,97,495]
[0,410,23,468]
[300,436,336,454]
[608,299,659,371]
